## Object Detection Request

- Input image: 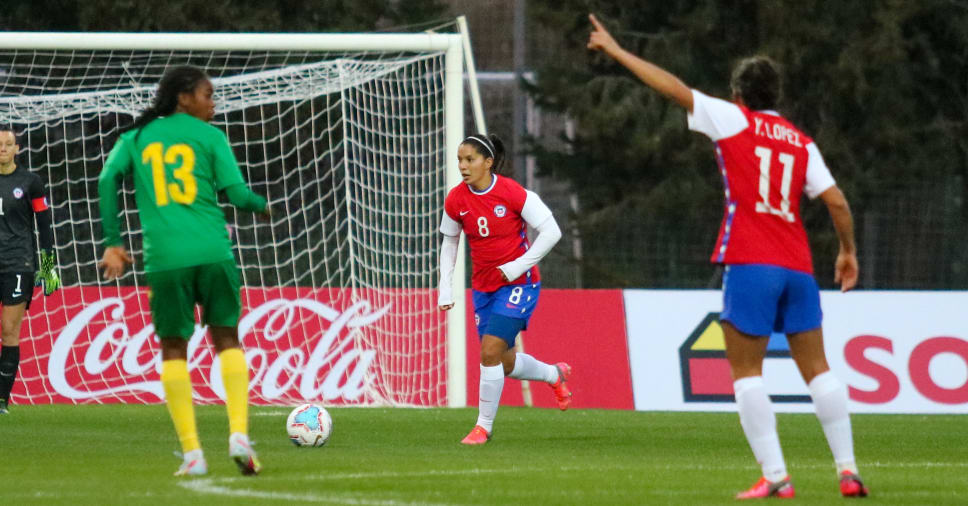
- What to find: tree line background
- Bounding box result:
[2,0,967,289]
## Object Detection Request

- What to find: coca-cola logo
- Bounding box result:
[47,295,392,403]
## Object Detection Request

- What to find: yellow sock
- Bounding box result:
[219,348,249,435]
[161,359,200,453]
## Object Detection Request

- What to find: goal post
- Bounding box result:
[0,31,467,408]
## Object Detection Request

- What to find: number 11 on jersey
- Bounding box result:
[753,145,795,223]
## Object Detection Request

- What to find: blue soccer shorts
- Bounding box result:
[472,282,541,347]
[720,264,822,337]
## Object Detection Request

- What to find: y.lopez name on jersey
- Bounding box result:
[753,117,803,147]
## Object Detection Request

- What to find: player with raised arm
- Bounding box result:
[588,14,868,499]
[0,127,60,415]
[97,66,269,477]
[438,133,571,445]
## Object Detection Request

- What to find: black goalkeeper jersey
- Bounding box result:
[0,166,47,273]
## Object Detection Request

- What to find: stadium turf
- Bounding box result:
[0,405,962,504]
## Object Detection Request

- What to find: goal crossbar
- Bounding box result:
[0,32,459,52]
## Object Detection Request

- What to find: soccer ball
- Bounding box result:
[286,403,333,447]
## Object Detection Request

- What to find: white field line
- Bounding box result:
[176,461,968,503]
[177,479,452,505]
[252,410,291,416]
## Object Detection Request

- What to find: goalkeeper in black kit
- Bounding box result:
[0,127,60,414]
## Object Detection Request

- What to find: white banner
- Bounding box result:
[625,290,968,413]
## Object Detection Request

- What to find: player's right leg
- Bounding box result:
[788,330,867,497]
[0,272,33,414]
[783,270,867,497]
[464,334,511,445]
[148,268,207,476]
[721,265,792,497]
[201,260,260,475]
[212,326,261,475]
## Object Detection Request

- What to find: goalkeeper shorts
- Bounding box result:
[146,260,242,339]
[0,271,33,310]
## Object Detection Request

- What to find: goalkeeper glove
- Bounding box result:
[35,249,61,296]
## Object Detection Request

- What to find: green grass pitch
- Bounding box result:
[0,404,963,505]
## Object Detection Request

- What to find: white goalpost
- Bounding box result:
[0,31,467,408]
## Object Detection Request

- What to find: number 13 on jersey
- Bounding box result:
[142,142,197,206]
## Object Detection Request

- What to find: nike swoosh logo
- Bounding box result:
[459,211,469,216]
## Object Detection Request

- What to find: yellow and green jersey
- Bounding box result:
[98,113,265,272]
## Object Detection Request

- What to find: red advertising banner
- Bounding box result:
[16,286,446,406]
[465,289,634,410]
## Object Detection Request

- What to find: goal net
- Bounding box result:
[0,33,467,407]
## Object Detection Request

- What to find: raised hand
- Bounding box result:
[587,14,621,54]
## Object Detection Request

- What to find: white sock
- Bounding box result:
[508,353,558,383]
[184,448,204,462]
[734,376,787,482]
[808,371,858,475]
[476,364,505,433]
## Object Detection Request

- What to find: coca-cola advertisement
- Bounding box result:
[16,287,447,406]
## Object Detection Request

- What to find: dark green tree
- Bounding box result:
[528,0,968,289]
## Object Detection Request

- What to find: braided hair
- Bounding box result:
[122,65,210,138]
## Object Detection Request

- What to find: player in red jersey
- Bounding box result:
[438,133,571,445]
[589,14,868,499]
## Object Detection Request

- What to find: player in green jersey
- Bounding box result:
[98,66,268,477]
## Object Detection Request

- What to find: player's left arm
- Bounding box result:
[497,191,562,282]
[587,14,693,112]
[805,142,857,292]
[212,130,269,216]
[819,186,857,293]
[29,175,59,295]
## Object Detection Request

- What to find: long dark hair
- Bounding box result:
[122,65,210,138]
[730,56,781,111]
[461,133,507,175]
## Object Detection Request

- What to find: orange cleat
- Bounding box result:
[839,471,869,498]
[736,476,795,499]
[550,362,572,411]
[460,425,491,445]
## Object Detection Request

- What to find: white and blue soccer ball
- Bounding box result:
[286,403,333,447]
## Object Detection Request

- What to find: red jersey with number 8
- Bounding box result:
[444,175,539,292]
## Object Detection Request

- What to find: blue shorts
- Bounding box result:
[472,282,541,347]
[721,264,822,337]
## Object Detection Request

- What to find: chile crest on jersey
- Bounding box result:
[444,175,538,292]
